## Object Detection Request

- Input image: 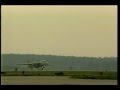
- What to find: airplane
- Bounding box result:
[17,60,49,70]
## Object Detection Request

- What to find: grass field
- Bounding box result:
[1,70,117,80]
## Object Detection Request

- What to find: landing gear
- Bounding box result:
[40,67,45,70]
[37,67,45,70]
[41,67,45,70]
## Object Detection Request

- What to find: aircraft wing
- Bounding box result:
[17,63,32,65]
[32,62,42,64]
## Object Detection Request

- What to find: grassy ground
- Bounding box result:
[1,71,117,79]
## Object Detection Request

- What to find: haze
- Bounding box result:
[1,5,117,57]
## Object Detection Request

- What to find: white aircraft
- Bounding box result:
[17,60,49,70]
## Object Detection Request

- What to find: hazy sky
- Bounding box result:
[1,5,117,57]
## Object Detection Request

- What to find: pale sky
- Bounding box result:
[1,5,117,57]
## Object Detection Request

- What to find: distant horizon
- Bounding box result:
[1,53,117,58]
